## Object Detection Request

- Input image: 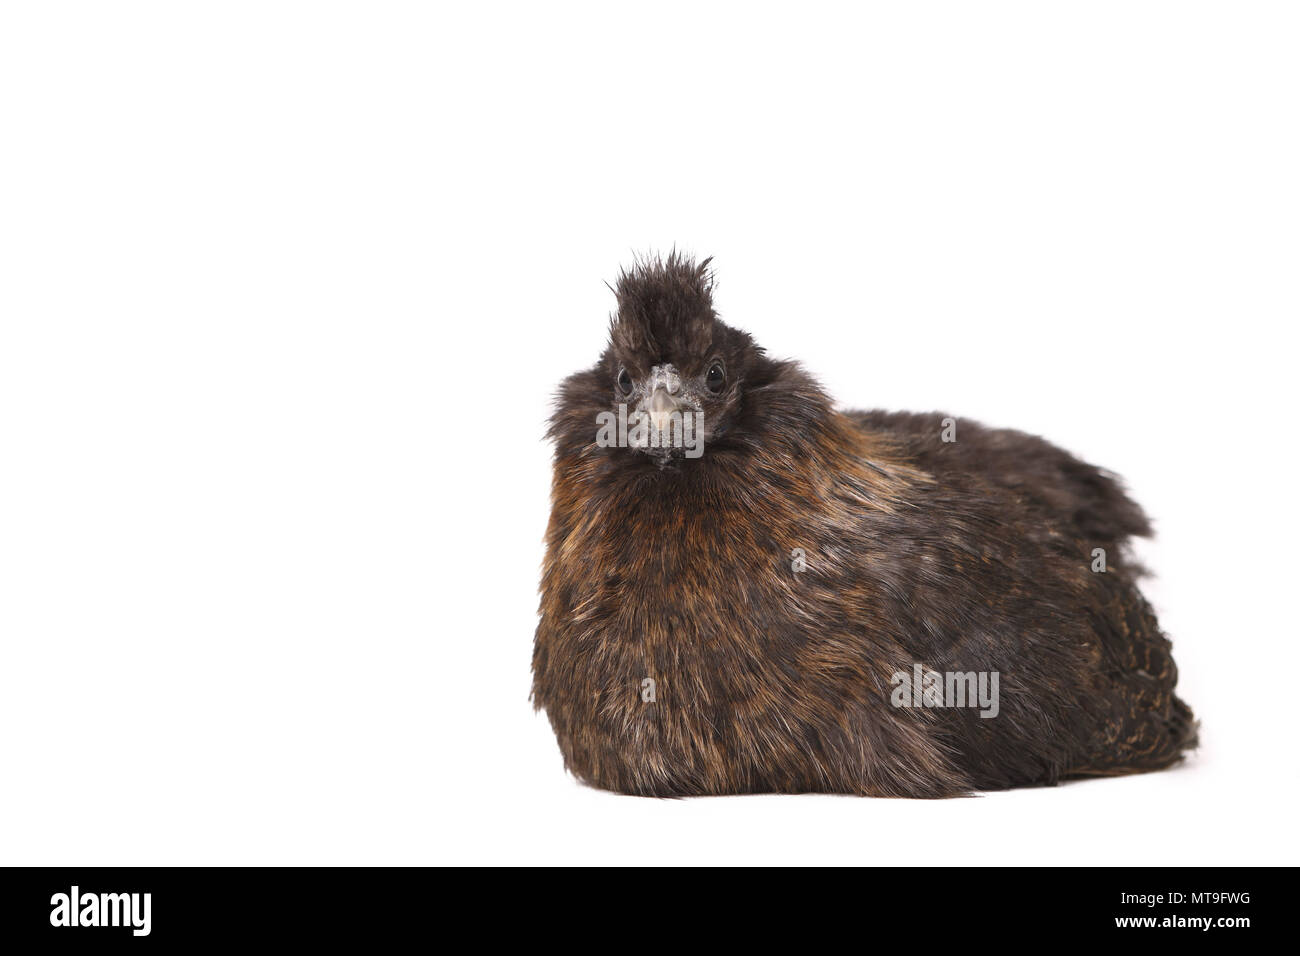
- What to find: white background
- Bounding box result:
[2,2,1296,865]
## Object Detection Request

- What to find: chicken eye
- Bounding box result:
[617,367,634,396]
[706,362,726,394]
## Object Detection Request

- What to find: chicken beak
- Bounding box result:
[648,386,680,435]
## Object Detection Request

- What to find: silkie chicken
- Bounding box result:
[533,253,1197,797]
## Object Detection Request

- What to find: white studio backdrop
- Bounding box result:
[1,3,1296,864]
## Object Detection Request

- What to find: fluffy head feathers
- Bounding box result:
[609,252,720,367]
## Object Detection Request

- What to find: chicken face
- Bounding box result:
[589,253,760,465]
[565,253,831,472]
[607,357,729,461]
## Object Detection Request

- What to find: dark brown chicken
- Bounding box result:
[533,253,1197,797]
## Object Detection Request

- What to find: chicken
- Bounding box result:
[532,253,1197,797]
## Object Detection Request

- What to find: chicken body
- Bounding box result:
[532,256,1196,797]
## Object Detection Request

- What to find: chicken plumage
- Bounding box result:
[532,253,1197,797]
